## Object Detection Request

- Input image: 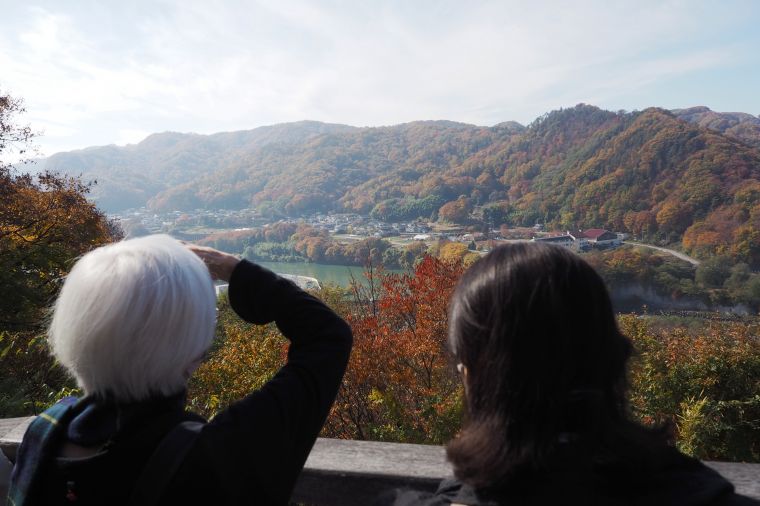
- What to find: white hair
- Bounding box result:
[49,234,216,402]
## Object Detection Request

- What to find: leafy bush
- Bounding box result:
[0,331,76,417]
[623,315,760,461]
[676,396,760,461]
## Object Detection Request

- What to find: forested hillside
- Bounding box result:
[673,106,760,148]
[486,106,760,267]
[42,105,760,267]
[42,121,355,211]
[151,120,520,214]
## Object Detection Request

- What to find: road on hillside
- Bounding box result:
[623,241,701,266]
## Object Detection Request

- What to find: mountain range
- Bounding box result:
[40,105,760,267]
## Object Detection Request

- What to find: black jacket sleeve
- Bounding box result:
[198,260,353,505]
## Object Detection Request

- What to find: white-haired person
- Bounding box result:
[8,234,353,506]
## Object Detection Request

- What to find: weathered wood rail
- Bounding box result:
[2,417,759,505]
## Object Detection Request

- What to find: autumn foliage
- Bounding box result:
[33,102,760,268]
[188,258,760,462]
[0,91,120,415]
[323,256,465,443]
[187,256,465,443]
[0,169,118,415]
[0,172,117,328]
[622,315,760,461]
[187,294,288,418]
[138,105,760,267]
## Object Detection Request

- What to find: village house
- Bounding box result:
[532,228,622,251]
[532,233,577,249]
[576,228,622,248]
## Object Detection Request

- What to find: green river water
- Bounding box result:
[258,261,404,287]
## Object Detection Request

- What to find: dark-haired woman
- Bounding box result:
[384,243,758,506]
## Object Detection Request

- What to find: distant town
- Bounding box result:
[111,207,627,254]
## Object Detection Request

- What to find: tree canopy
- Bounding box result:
[0,91,120,415]
[46,105,760,267]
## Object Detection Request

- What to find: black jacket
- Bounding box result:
[32,260,353,505]
[383,447,759,506]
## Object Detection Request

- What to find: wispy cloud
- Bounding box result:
[0,0,757,156]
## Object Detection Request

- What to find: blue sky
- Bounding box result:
[1,0,759,157]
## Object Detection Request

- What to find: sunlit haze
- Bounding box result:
[1,0,759,156]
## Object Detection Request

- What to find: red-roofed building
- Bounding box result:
[577,229,621,248]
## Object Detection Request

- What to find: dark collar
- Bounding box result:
[66,391,187,447]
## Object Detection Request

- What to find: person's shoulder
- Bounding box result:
[601,446,760,506]
[718,494,760,506]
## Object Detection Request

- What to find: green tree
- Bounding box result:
[482,202,511,228]
[724,263,751,292]
[695,256,732,288]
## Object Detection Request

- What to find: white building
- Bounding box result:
[532,234,577,249]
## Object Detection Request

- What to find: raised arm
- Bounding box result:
[188,246,352,505]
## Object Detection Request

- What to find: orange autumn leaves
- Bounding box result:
[189,310,288,417]
[188,258,759,461]
[324,256,464,443]
[0,170,118,415]
[0,171,116,329]
[188,256,466,444]
[622,315,760,461]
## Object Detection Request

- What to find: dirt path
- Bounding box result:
[623,241,701,266]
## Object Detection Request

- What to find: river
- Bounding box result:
[258,261,405,287]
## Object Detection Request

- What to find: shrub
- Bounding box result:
[623,315,760,461]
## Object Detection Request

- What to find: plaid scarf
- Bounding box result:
[7,396,80,506]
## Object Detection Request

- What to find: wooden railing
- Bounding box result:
[2,416,759,505]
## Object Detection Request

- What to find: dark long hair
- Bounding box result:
[446,243,661,490]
